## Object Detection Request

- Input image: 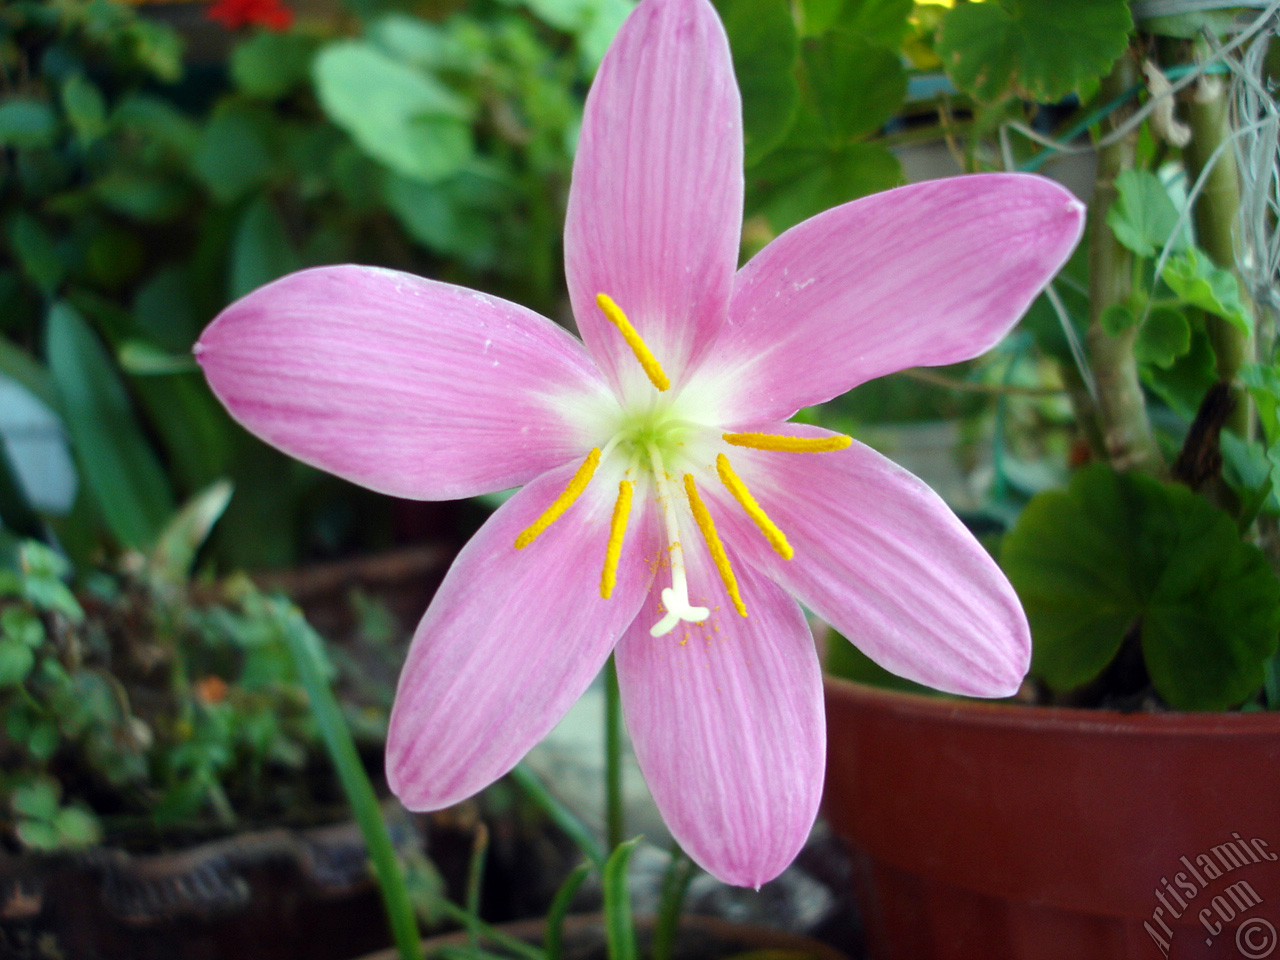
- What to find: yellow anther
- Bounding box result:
[684,474,746,617]
[600,479,633,599]
[722,432,852,453]
[596,293,670,392]
[514,448,601,549]
[715,453,794,560]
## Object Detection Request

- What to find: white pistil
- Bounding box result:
[645,443,708,637]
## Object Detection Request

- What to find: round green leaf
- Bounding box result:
[938,0,1132,104]
[1134,306,1191,369]
[716,0,799,166]
[1106,169,1189,259]
[313,41,473,184]
[800,31,905,143]
[1003,465,1280,709]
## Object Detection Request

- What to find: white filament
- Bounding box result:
[646,443,708,637]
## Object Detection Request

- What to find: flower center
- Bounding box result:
[512,293,852,638]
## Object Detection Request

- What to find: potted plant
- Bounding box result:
[0,489,450,960]
[819,2,1280,957]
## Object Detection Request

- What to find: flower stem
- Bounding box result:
[1086,55,1164,474]
[604,655,624,853]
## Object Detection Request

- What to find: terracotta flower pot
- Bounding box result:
[359,913,852,960]
[822,677,1280,960]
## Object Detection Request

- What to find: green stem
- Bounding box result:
[651,845,696,960]
[1086,56,1164,474]
[279,601,425,960]
[428,900,546,960]
[604,656,624,853]
[465,825,488,950]
[509,765,605,868]
[1178,40,1251,433]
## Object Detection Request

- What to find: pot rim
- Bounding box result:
[823,673,1280,736]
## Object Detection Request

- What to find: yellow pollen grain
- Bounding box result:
[716,453,794,560]
[683,474,746,618]
[600,479,634,598]
[514,448,601,549]
[596,293,670,391]
[722,432,852,453]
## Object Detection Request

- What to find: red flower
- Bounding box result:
[206,0,294,31]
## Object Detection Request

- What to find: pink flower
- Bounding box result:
[195,0,1083,886]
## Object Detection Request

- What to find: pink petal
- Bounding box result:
[564,0,743,398]
[712,424,1029,697]
[615,536,824,887]
[387,458,659,809]
[702,175,1084,421]
[196,265,613,500]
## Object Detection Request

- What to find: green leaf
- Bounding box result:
[27,721,59,761]
[798,0,912,42]
[1,607,45,648]
[1106,169,1190,259]
[1002,465,1280,709]
[11,777,59,821]
[313,41,473,184]
[366,14,458,70]
[1100,301,1136,336]
[602,837,642,960]
[938,0,1132,103]
[231,32,314,100]
[53,806,101,847]
[7,213,65,295]
[1163,248,1253,335]
[93,172,188,223]
[15,819,61,850]
[383,171,509,269]
[112,94,201,159]
[45,302,174,550]
[229,196,301,300]
[716,0,798,166]
[1142,322,1217,420]
[61,74,107,145]
[192,105,275,204]
[0,640,34,686]
[545,862,592,959]
[0,99,58,149]
[128,19,184,82]
[751,135,901,234]
[146,480,233,588]
[801,32,905,143]
[1241,363,1280,445]
[1134,306,1191,369]
[117,341,199,376]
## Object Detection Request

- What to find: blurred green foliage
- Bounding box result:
[0,526,401,851]
[4,0,1280,716]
